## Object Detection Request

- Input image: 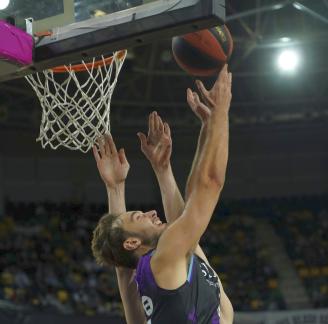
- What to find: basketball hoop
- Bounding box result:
[25,50,127,153]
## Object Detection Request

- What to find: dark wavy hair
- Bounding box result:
[91,213,139,269]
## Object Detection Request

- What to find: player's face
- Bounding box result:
[119,210,167,248]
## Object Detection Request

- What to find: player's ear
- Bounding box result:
[123,237,141,251]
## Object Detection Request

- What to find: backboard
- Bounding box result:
[0,0,225,82]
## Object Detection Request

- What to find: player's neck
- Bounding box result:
[136,245,154,258]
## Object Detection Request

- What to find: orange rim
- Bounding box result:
[51,50,127,73]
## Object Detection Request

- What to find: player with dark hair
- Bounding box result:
[92,66,233,323]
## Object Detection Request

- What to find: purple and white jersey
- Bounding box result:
[135,250,221,324]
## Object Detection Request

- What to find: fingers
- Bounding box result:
[164,122,171,138]
[156,114,164,132]
[149,112,156,136]
[105,133,118,155]
[98,136,106,157]
[137,132,147,153]
[154,112,160,131]
[193,92,204,108]
[218,66,232,96]
[193,92,211,119]
[104,134,110,155]
[187,88,197,112]
[95,134,118,158]
[213,64,229,90]
[150,111,163,132]
[92,144,101,163]
[195,80,215,107]
[228,72,232,90]
[193,92,211,112]
[187,88,212,122]
[118,148,129,165]
[220,64,229,80]
[148,111,166,136]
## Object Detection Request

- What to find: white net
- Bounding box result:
[25,50,126,153]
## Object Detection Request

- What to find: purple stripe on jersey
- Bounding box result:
[211,310,220,324]
[188,307,197,323]
[136,253,157,291]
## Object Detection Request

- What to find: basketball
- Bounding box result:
[172,25,233,77]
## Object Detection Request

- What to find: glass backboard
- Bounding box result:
[0,0,160,32]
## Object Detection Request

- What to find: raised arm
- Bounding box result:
[138,112,210,262]
[138,97,217,222]
[137,112,184,222]
[93,135,146,324]
[155,66,232,263]
[185,80,213,200]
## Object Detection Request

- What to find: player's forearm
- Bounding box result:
[177,111,228,249]
[154,164,185,223]
[106,185,146,323]
[106,183,126,214]
[196,110,229,188]
[116,268,146,324]
[185,124,207,200]
[115,262,146,324]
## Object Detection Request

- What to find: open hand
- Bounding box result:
[137,112,172,173]
[93,134,130,189]
[187,65,232,124]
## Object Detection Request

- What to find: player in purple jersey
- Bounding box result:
[92,66,233,323]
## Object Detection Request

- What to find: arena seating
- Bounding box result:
[1,197,327,315]
[271,202,328,308]
[201,215,285,311]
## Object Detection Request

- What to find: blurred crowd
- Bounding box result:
[0,201,121,316]
[0,197,327,315]
[202,215,284,311]
[272,206,328,308]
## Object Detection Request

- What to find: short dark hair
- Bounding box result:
[91,213,139,269]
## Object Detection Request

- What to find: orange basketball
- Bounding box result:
[172,25,233,77]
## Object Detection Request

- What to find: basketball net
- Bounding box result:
[25,50,127,153]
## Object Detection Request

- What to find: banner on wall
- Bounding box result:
[235,308,328,324]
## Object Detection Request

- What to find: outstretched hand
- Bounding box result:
[187,65,232,124]
[93,134,130,189]
[137,112,172,173]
